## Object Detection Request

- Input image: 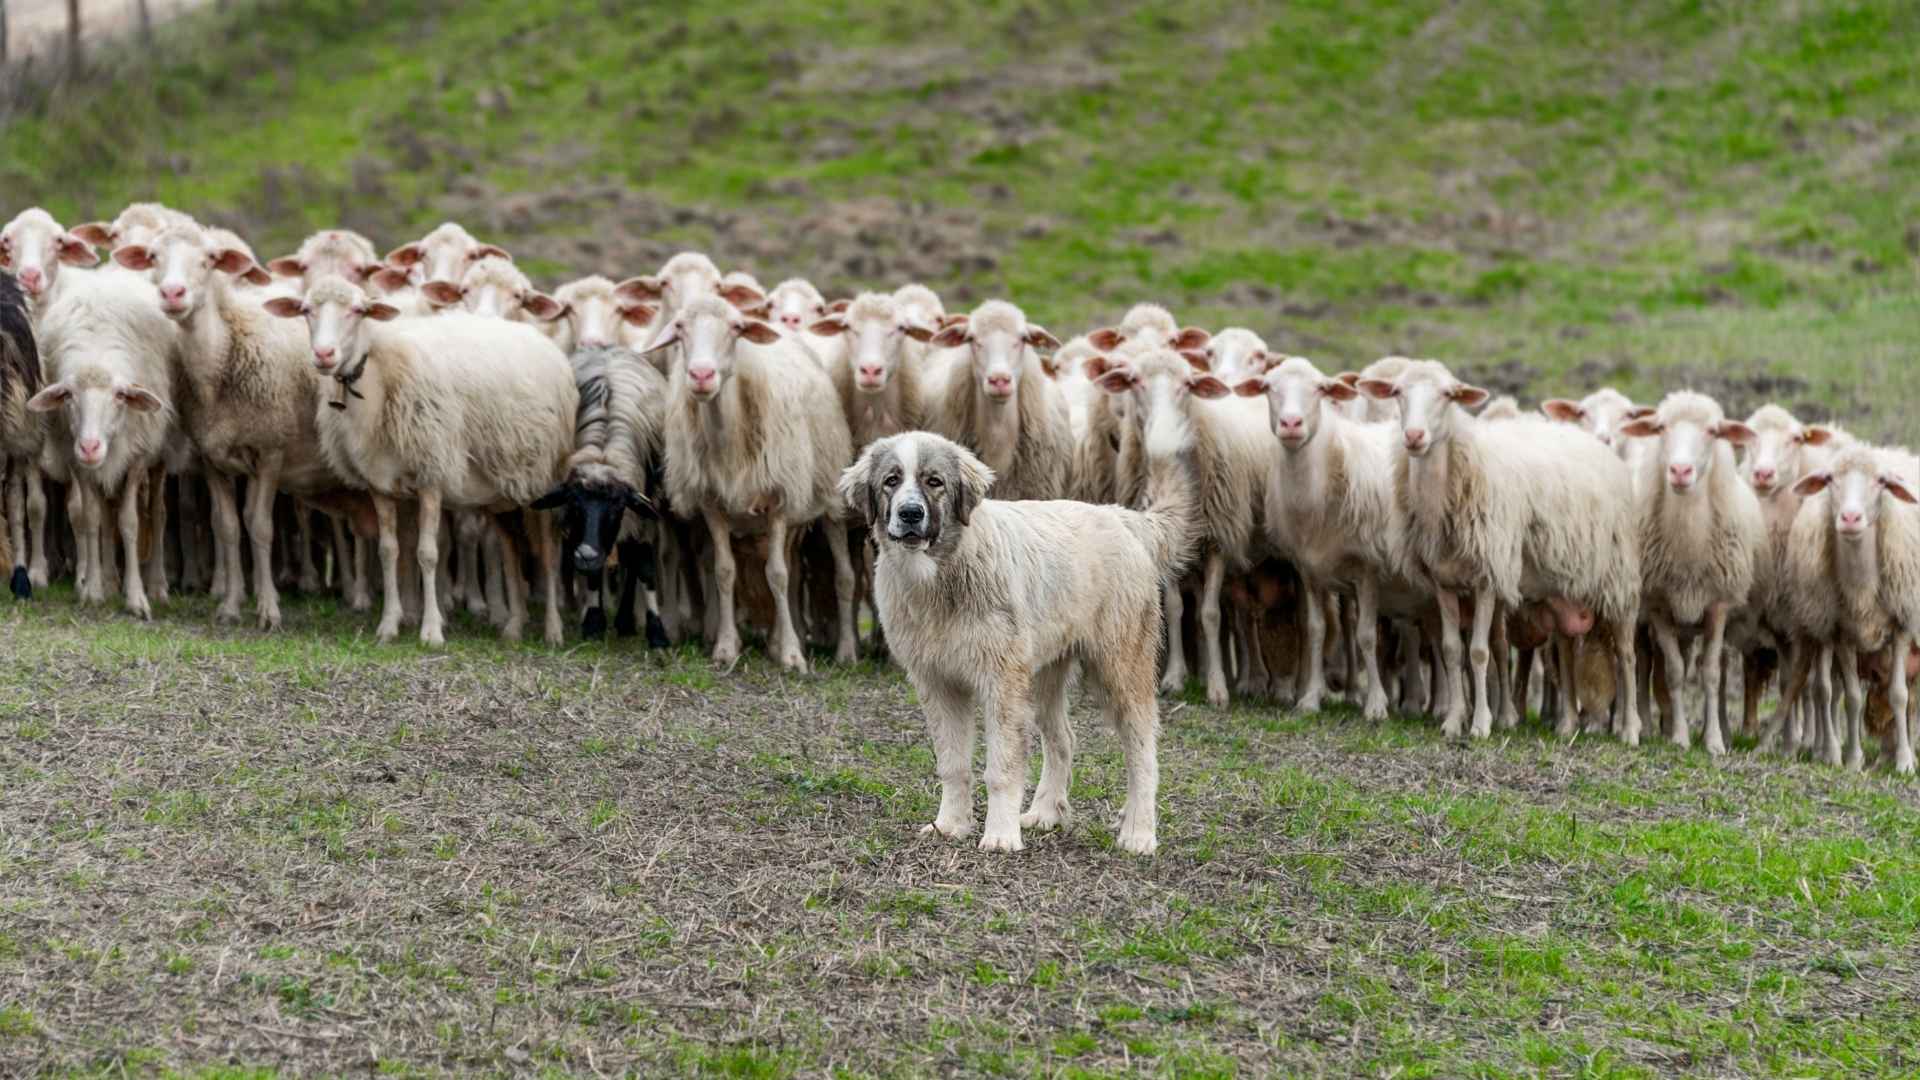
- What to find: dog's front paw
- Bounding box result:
[978,828,1024,853]
[919,817,973,841]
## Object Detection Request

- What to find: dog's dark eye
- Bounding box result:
[924,475,944,489]
[883,473,901,489]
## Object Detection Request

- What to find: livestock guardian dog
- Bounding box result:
[839,428,1195,854]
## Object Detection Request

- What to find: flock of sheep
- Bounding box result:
[0,201,1909,776]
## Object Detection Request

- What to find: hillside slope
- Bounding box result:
[4,0,1918,433]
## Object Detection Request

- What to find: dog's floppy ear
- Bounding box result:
[949,443,997,528]
[838,442,885,526]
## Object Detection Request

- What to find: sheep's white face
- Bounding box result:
[270,232,381,291]
[386,225,510,291]
[27,372,162,469]
[657,302,781,403]
[1094,352,1230,453]
[264,280,400,375]
[0,210,94,301]
[1240,358,1356,450]
[115,230,254,322]
[1206,331,1265,383]
[1621,398,1753,496]
[768,284,825,334]
[1743,419,1832,497]
[558,291,620,353]
[829,305,930,393]
[1358,362,1486,457]
[1805,457,1916,542]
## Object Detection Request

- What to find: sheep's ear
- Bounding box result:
[471,243,513,263]
[1038,354,1061,378]
[421,281,465,307]
[111,244,156,272]
[522,292,565,322]
[530,485,573,511]
[69,222,116,248]
[1886,477,1919,505]
[806,316,849,337]
[1171,326,1211,351]
[242,265,274,287]
[368,266,413,294]
[1619,418,1663,439]
[1189,375,1231,400]
[737,320,781,345]
[837,445,880,523]
[938,312,968,329]
[1234,377,1268,398]
[1084,354,1116,380]
[1356,378,1398,401]
[116,384,164,412]
[1799,425,1834,447]
[620,303,658,327]
[384,242,425,267]
[1024,325,1061,352]
[349,261,380,285]
[1086,328,1125,351]
[1624,405,1656,420]
[1095,369,1137,394]
[1713,420,1757,446]
[643,322,681,353]
[827,298,852,315]
[1179,349,1211,373]
[930,325,971,349]
[1446,383,1490,408]
[950,445,995,527]
[900,322,934,343]
[1792,471,1831,497]
[1540,399,1586,423]
[57,233,100,266]
[1335,371,1361,387]
[363,301,402,322]
[262,296,308,319]
[25,382,71,412]
[720,283,765,310]
[615,276,664,303]
[211,248,255,276]
[1321,378,1360,402]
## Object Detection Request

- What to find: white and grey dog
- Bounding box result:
[839,427,1195,854]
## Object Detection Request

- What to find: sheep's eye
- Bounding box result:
[924,475,944,490]
[882,473,901,489]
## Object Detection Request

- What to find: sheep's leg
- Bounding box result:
[1466,585,1496,739]
[6,463,27,598]
[1490,602,1515,731]
[143,466,168,607]
[115,479,150,620]
[98,507,119,596]
[1398,620,1426,714]
[1021,658,1075,832]
[1650,620,1686,748]
[1837,643,1865,772]
[825,522,858,665]
[1816,643,1839,761]
[1159,580,1188,694]
[415,490,446,647]
[1608,616,1640,747]
[1234,600,1269,699]
[1341,596,1360,702]
[1549,633,1578,738]
[703,508,741,667]
[531,510,564,647]
[1742,647,1766,742]
[765,516,806,673]
[1200,551,1231,709]
[1434,591,1468,737]
[246,458,284,631]
[459,512,486,616]
[1765,639,1814,756]
[1700,603,1731,756]
[484,528,508,628]
[370,495,403,643]
[1296,583,1328,713]
[1356,575,1388,721]
[24,465,47,589]
[328,516,351,602]
[208,474,245,622]
[488,516,529,644]
[293,502,320,594]
[1891,637,1917,775]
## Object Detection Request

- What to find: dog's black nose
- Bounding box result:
[897,503,925,525]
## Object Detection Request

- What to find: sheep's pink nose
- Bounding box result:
[1404,427,1427,449]
[688,366,718,389]
[782,315,802,328]
[17,267,42,291]
[578,337,609,350]
[857,364,885,384]
[1278,414,1304,434]
[1751,466,1776,487]
[1669,463,1695,487]
[159,283,186,305]
[1841,510,1865,530]
[77,438,102,459]
[986,373,1014,394]
[313,346,336,367]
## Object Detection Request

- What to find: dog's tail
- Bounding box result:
[1127,402,1198,577]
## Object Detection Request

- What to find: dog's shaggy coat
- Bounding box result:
[841,428,1194,855]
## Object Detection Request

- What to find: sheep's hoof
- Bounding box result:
[644,612,671,650]
[835,640,859,666]
[28,568,48,589]
[1158,671,1186,696]
[214,606,242,626]
[1206,683,1230,710]
[257,610,282,632]
[779,650,809,675]
[582,607,607,641]
[127,598,152,621]
[1895,752,1916,776]
[420,625,446,649]
[9,567,29,600]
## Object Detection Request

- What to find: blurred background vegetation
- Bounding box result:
[3,0,1917,434]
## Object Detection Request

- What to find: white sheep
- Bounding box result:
[765,277,827,335]
[266,229,383,293]
[1201,328,1270,384]
[805,291,933,451]
[655,293,856,671]
[925,301,1072,502]
[266,275,577,647]
[27,267,175,617]
[383,222,511,288]
[544,275,653,355]
[1618,391,1764,755]
[69,202,196,253]
[422,256,563,324]
[1359,360,1642,741]
[1094,345,1271,708]
[1781,444,1920,773]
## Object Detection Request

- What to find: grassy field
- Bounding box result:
[4,590,1920,1077]
[5,0,1920,433]
[8,0,1920,1075]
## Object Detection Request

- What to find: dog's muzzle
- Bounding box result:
[887,500,930,546]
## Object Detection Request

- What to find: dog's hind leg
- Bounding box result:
[979,665,1033,853]
[1022,659,1076,833]
[918,678,977,842]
